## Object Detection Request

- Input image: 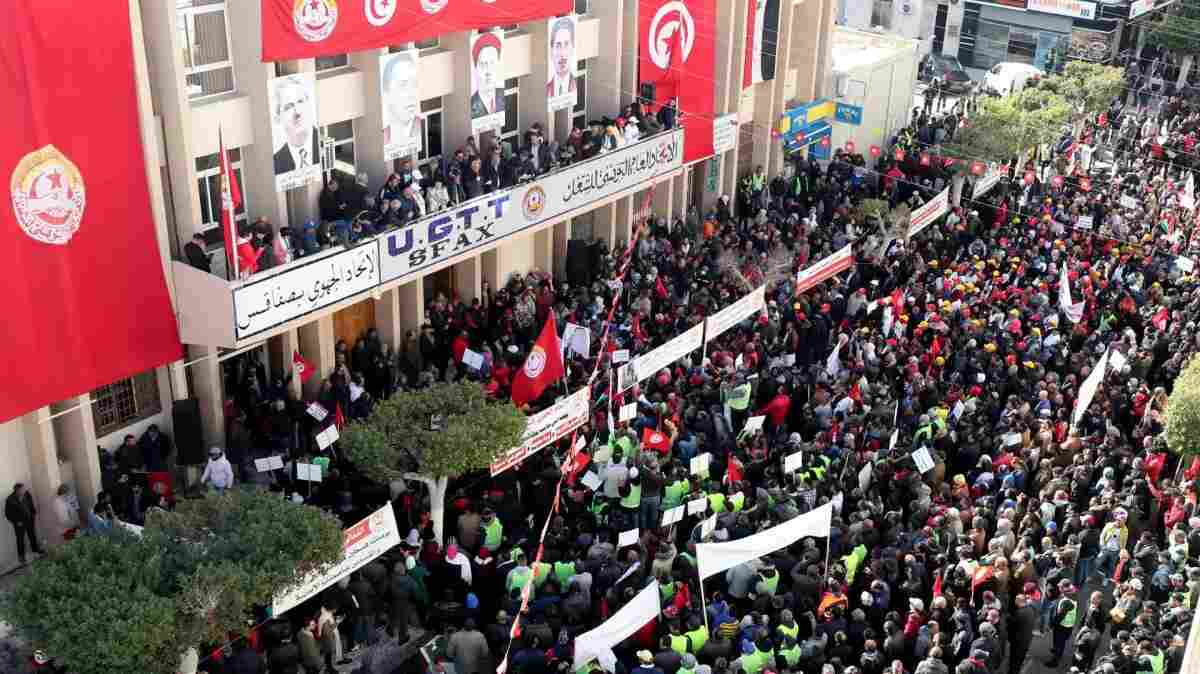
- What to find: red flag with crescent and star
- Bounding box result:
[511,314,565,408]
[0,0,182,423]
[219,127,242,276]
[639,0,716,163]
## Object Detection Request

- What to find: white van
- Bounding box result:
[983,62,1045,97]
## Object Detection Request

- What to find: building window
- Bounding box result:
[316,54,349,71]
[573,59,588,130]
[417,97,444,176]
[871,0,892,29]
[177,0,236,99]
[322,120,356,178]
[501,77,520,149]
[195,148,248,242]
[574,0,590,14]
[91,370,161,437]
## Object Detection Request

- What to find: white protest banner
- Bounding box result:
[974,170,1002,199]
[783,451,804,473]
[1003,432,1023,447]
[951,400,965,420]
[619,402,638,422]
[742,415,766,435]
[618,528,640,548]
[316,425,339,450]
[687,496,708,516]
[1182,173,1195,210]
[697,503,833,580]
[690,452,712,476]
[1120,194,1138,210]
[1075,214,1094,230]
[462,348,485,371]
[907,187,950,239]
[634,323,704,383]
[296,463,323,482]
[888,429,899,452]
[573,581,661,671]
[581,471,603,491]
[1059,262,1084,324]
[704,285,766,344]
[1176,256,1195,274]
[273,505,402,615]
[307,402,328,422]
[858,463,873,491]
[1072,347,1110,429]
[562,322,591,358]
[661,505,686,527]
[612,349,630,364]
[795,245,854,295]
[912,446,936,473]
[882,306,894,338]
[1108,349,1128,372]
[255,458,275,473]
[617,362,637,393]
[490,387,591,476]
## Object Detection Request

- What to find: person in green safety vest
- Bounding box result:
[708,488,727,514]
[531,559,552,589]
[1045,581,1077,667]
[505,551,532,596]
[737,637,775,674]
[756,564,780,597]
[667,623,689,655]
[662,470,691,509]
[728,490,746,512]
[775,608,799,644]
[619,467,643,528]
[553,558,576,588]
[481,508,504,553]
[683,616,708,653]
[777,636,802,667]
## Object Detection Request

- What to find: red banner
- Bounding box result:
[639,0,716,164]
[0,0,182,422]
[263,0,572,61]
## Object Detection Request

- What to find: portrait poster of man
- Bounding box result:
[269,73,322,192]
[546,15,578,112]
[380,50,422,161]
[470,30,506,134]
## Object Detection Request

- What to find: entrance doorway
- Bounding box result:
[334,299,377,352]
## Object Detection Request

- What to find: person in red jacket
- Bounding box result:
[758,390,791,430]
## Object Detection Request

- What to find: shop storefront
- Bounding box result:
[960,2,1073,70]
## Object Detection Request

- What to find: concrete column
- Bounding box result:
[653,176,674,222]
[534,226,555,278]
[298,316,335,399]
[279,328,304,400]
[349,48,390,193]
[942,0,965,57]
[397,280,425,340]
[614,194,635,246]
[589,1,627,121]
[52,397,102,521]
[187,345,225,450]
[522,20,553,141]
[168,360,189,401]
[673,169,690,218]
[375,288,402,354]
[442,32,474,158]
[593,202,617,246]
[228,0,289,229]
[454,256,482,303]
[481,249,501,290]
[23,408,64,549]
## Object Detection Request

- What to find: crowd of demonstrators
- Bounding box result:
[148,94,1200,674]
[184,101,680,281]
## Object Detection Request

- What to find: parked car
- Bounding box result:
[983,62,1044,97]
[921,54,974,93]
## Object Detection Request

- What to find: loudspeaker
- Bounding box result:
[639,82,656,108]
[172,398,206,466]
[565,239,591,287]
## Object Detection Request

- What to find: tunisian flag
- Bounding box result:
[511,314,565,407]
[263,0,571,61]
[219,127,242,276]
[0,0,182,422]
[640,0,716,163]
[743,0,781,87]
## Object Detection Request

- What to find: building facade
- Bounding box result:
[0,0,838,569]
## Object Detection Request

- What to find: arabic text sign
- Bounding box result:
[713,113,738,154]
[907,187,950,239]
[273,504,402,616]
[634,323,705,382]
[794,245,854,295]
[379,130,684,284]
[490,387,591,476]
[974,170,1001,199]
[234,245,380,340]
[704,285,766,343]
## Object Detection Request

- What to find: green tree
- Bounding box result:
[1144,0,1200,87]
[1,491,343,674]
[1166,354,1200,460]
[340,381,527,545]
[1037,62,1125,118]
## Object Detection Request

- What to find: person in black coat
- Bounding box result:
[388,563,419,643]
[224,640,265,674]
[4,484,42,564]
[1006,594,1038,674]
[184,233,211,273]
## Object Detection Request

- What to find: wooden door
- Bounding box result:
[333,299,377,351]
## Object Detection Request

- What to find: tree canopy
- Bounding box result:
[1037,62,1125,117]
[0,491,344,674]
[340,380,528,482]
[1166,354,1200,458]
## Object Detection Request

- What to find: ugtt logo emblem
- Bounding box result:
[10,144,86,245]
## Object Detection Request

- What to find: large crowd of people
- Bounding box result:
[112,68,1200,674]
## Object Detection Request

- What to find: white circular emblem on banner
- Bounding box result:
[524,347,547,378]
[420,0,449,12]
[10,145,86,245]
[365,0,396,26]
[293,0,338,42]
[647,1,696,70]
[651,433,665,444]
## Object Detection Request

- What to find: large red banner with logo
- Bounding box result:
[639,0,716,164]
[263,0,572,61]
[0,0,182,422]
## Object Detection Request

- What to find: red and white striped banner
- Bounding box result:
[794,244,854,295]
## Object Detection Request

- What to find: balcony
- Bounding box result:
[173,128,685,348]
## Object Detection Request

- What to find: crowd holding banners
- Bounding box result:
[141,82,1200,674]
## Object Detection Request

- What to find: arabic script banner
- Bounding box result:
[263,0,572,62]
[234,244,379,339]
